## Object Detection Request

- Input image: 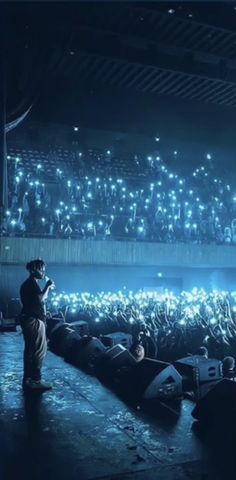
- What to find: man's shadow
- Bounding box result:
[24,390,45,439]
[22,391,88,480]
[21,391,55,480]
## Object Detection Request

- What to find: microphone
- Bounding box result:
[45,276,56,290]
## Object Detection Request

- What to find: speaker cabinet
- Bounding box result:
[48,323,75,356]
[46,318,64,338]
[101,332,133,349]
[130,358,182,400]
[174,355,222,391]
[100,344,137,370]
[68,320,89,336]
[95,344,137,383]
[71,337,107,369]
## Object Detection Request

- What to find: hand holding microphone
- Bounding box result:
[45,276,56,290]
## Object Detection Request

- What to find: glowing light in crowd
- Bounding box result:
[4,143,235,247]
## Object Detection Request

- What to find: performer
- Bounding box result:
[19,258,55,391]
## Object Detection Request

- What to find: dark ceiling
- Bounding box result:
[3,2,236,125]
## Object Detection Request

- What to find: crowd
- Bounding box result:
[47,287,236,361]
[3,146,236,245]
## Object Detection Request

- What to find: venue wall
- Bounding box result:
[1,237,236,268]
[1,237,236,315]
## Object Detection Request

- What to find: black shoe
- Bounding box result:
[23,379,52,391]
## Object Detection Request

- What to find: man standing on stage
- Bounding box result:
[19,258,55,391]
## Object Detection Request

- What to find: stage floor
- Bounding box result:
[0,331,233,480]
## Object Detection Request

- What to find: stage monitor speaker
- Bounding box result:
[95,344,137,386]
[48,323,76,356]
[0,317,16,332]
[63,332,85,362]
[192,379,236,424]
[101,332,133,349]
[72,337,107,369]
[104,344,127,359]
[129,358,182,400]
[174,355,222,390]
[111,344,136,366]
[102,344,137,369]
[46,318,65,338]
[68,320,89,336]
[7,298,21,317]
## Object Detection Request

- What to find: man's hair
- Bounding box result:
[223,356,235,371]
[26,259,45,272]
[130,341,145,362]
[195,346,208,357]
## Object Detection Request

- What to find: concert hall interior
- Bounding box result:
[2,1,236,480]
